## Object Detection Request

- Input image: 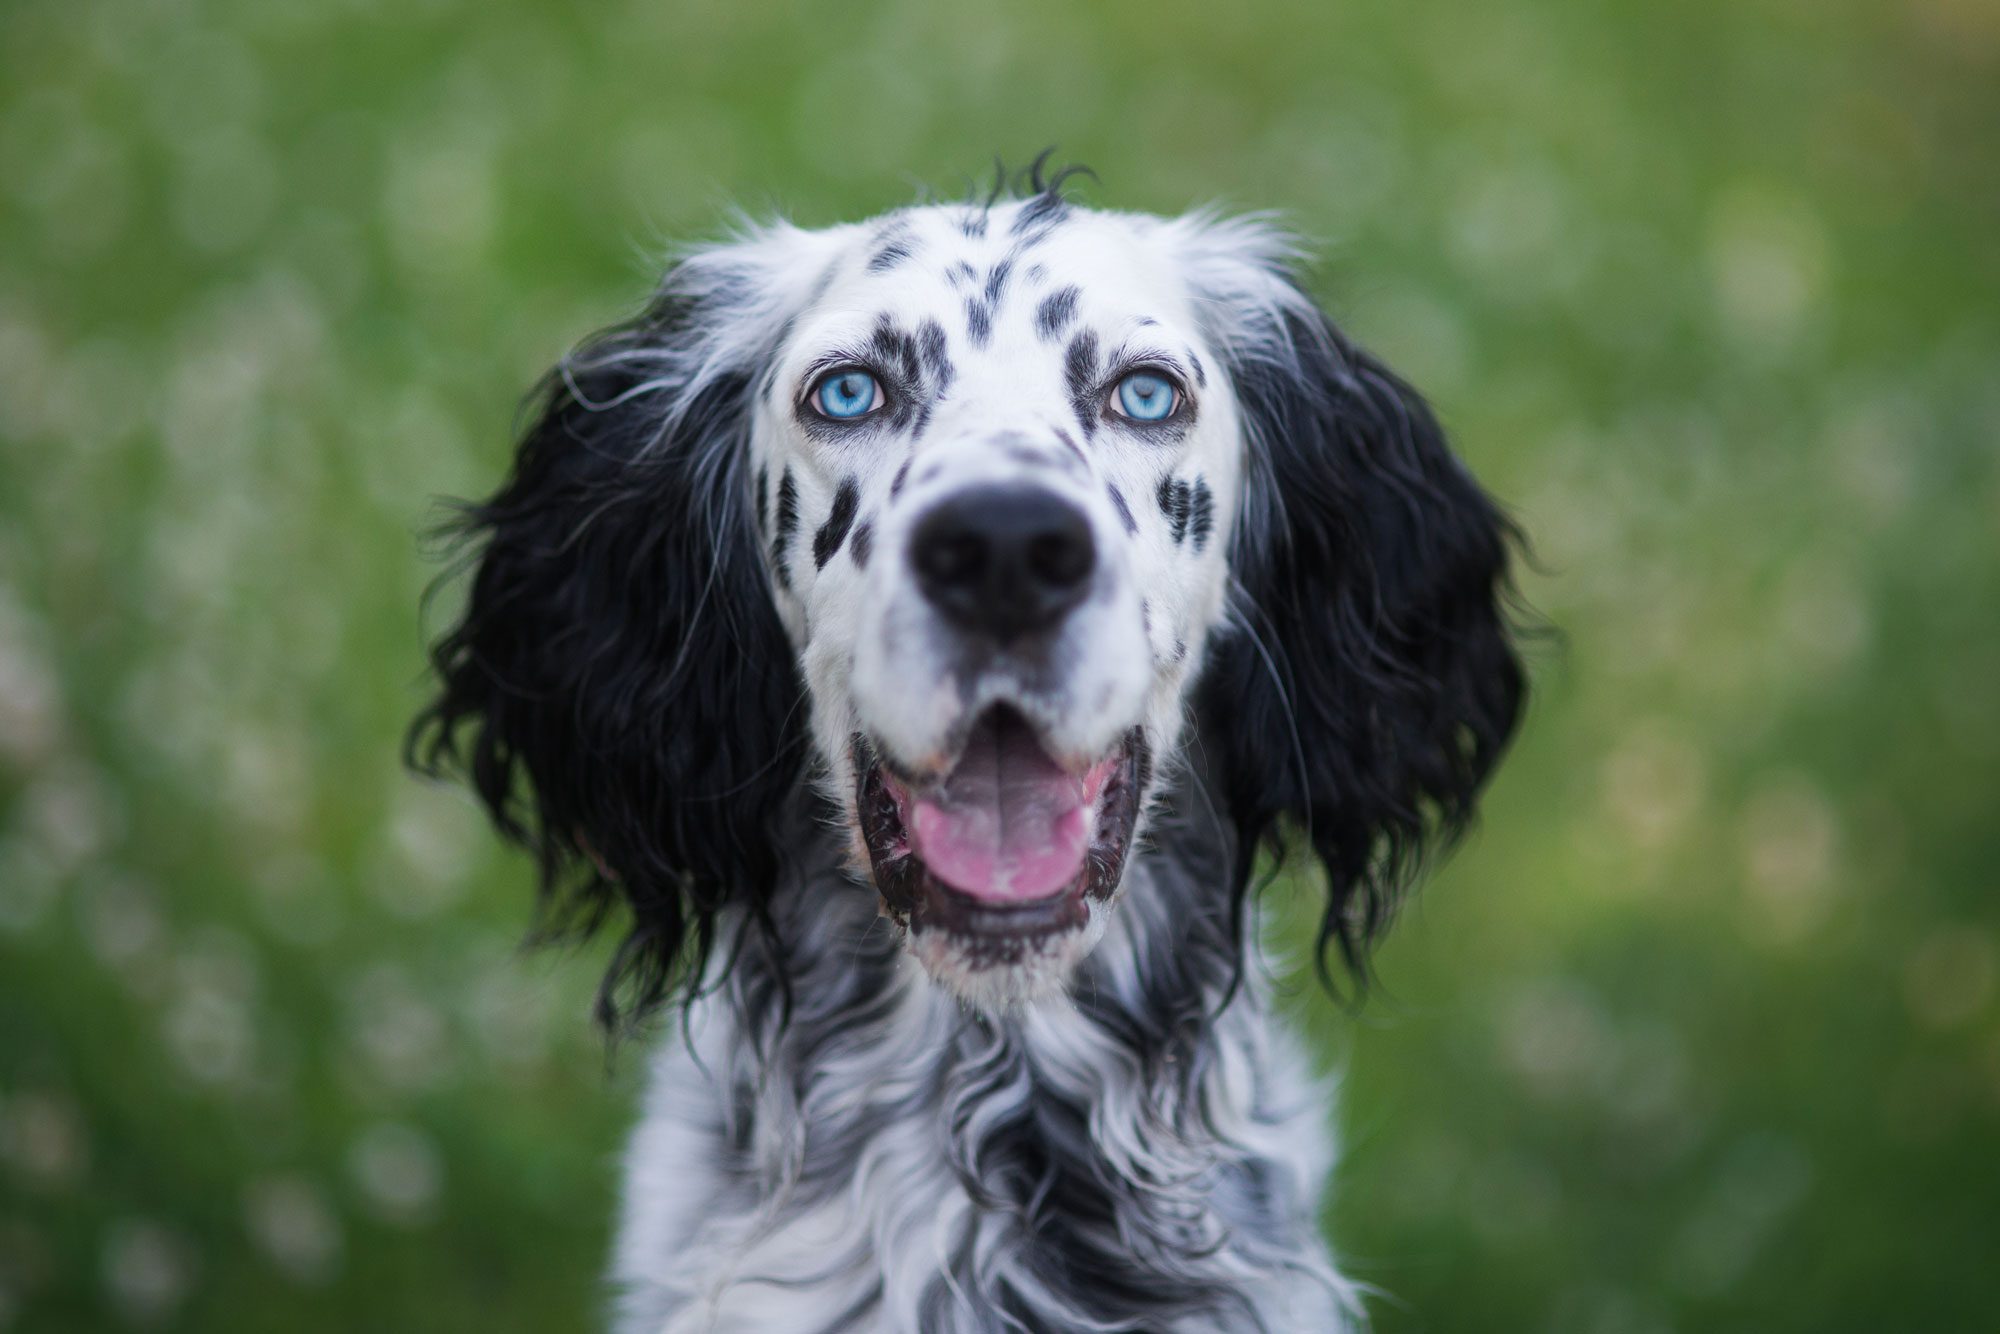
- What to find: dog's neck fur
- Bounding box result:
[610,770,1360,1333]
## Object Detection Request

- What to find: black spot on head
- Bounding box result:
[1063,331,1099,431]
[870,316,922,386]
[1053,426,1086,463]
[983,257,1014,306]
[772,468,799,586]
[958,211,988,239]
[946,260,977,289]
[866,241,912,272]
[867,236,916,272]
[966,297,993,348]
[1135,316,1159,327]
[1107,482,1137,535]
[850,519,874,570]
[890,457,912,499]
[813,478,860,569]
[1140,598,1152,638]
[754,464,770,534]
[917,319,954,391]
[1171,636,1187,664]
[1026,263,1047,283]
[1188,477,1215,551]
[1188,350,1207,388]
[1063,331,1098,395]
[1157,474,1192,543]
[1036,286,1081,342]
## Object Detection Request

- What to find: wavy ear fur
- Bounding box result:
[1184,220,1527,982]
[410,237,816,1025]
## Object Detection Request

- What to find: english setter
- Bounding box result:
[414,163,1525,1332]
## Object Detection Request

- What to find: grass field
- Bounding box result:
[3,0,1997,1329]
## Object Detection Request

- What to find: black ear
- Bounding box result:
[410,286,803,1026]
[1198,272,1526,983]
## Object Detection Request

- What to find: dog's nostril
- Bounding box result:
[916,531,989,588]
[910,484,1097,643]
[1027,530,1092,590]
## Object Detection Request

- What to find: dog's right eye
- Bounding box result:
[811,369,884,420]
[1110,370,1181,423]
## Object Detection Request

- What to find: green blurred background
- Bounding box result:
[3,0,1997,1328]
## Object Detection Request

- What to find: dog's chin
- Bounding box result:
[906,900,1112,1008]
[852,708,1148,1010]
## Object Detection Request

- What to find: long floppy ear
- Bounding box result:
[1183,217,1527,983]
[410,232,821,1025]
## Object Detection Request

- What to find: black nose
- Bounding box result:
[909,484,1097,643]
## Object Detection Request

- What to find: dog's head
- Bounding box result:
[414,172,1523,1017]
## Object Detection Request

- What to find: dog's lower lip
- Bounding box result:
[913,877,1087,939]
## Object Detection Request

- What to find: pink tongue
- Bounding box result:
[909,713,1090,903]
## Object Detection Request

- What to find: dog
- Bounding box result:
[412,162,1525,1332]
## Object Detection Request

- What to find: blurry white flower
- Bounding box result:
[370,780,480,920]
[17,759,121,876]
[244,1175,344,1285]
[1448,154,1586,302]
[0,1089,89,1189]
[0,589,62,767]
[1739,773,1841,944]
[347,1122,443,1225]
[164,928,262,1090]
[1904,927,1995,1030]
[1500,980,1618,1104]
[1668,1133,1812,1296]
[101,1220,196,1323]
[382,131,498,279]
[1601,722,1707,855]
[75,873,167,973]
[343,963,453,1095]
[1706,182,1833,356]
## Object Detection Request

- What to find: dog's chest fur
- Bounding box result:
[608,802,1359,1333]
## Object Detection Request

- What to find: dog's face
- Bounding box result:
[416,177,1524,1022]
[748,202,1244,1002]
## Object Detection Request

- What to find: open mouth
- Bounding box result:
[854,707,1148,967]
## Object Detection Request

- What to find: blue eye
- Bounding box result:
[1114,371,1178,422]
[813,369,881,420]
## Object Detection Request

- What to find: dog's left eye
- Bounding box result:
[812,369,884,420]
[1111,371,1179,422]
